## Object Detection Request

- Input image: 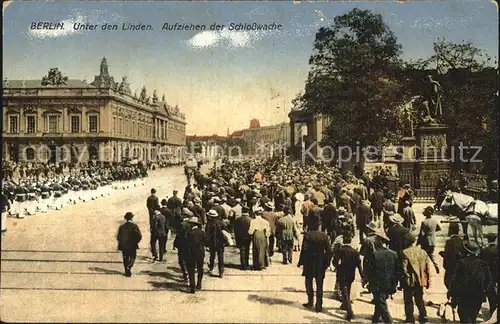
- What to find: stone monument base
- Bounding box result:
[416,123,451,188]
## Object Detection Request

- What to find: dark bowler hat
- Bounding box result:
[161,199,168,205]
[423,206,434,216]
[124,212,134,220]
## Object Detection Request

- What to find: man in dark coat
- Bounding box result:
[320,198,337,240]
[159,199,174,248]
[370,188,385,224]
[382,194,396,229]
[333,234,364,321]
[298,217,332,313]
[233,208,252,270]
[146,188,160,231]
[439,223,465,290]
[387,213,409,250]
[192,197,206,227]
[185,217,206,293]
[205,209,226,278]
[367,234,400,323]
[174,216,192,281]
[167,190,183,231]
[117,212,142,277]
[356,200,373,243]
[480,233,498,317]
[450,241,492,324]
[150,210,167,262]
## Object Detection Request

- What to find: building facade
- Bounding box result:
[237,119,290,157]
[2,58,187,164]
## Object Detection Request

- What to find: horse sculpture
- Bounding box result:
[440,190,498,246]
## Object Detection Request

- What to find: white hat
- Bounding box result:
[207,209,219,217]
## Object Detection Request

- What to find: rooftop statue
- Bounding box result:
[139,86,147,102]
[152,90,159,103]
[41,68,68,86]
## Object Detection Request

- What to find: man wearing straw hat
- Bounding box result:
[185,216,206,293]
[117,212,142,277]
[205,209,226,278]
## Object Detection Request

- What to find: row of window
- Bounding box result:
[112,116,154,138]
[8,115,99,134]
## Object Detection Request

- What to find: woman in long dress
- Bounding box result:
[293,193,304,251]
[248,207,270,270]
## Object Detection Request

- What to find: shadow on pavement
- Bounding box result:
[247,294,296,306]
[88,267,123,275]
[148,280,188,292]
[140,270,184,282]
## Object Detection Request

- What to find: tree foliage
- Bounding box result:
[405,38,495,73]
[302,8,406,148]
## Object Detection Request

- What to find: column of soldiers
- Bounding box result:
[115,158,496,322]
[1,162,148,227]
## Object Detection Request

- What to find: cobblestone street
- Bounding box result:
[1,166,493,323]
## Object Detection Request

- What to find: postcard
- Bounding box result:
[1,1,498,323]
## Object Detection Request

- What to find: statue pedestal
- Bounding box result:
[416,124,451,188]
[397,136,418,187]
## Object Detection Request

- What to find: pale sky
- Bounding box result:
[3,1,498,135]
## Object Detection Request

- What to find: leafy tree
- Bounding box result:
[41,68,68,86]
[406,38,495,73]
[302,8,406,151]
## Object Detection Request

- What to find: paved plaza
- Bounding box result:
[0,166,494,323]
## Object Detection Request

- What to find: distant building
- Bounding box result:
[2,57,187,164]
[235,119,290,157]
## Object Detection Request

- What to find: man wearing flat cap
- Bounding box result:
[117,212,142,277]
[450,240,492,323]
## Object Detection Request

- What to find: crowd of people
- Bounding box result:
[114,158,498,323]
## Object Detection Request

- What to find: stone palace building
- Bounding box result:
[2,58,187,164]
